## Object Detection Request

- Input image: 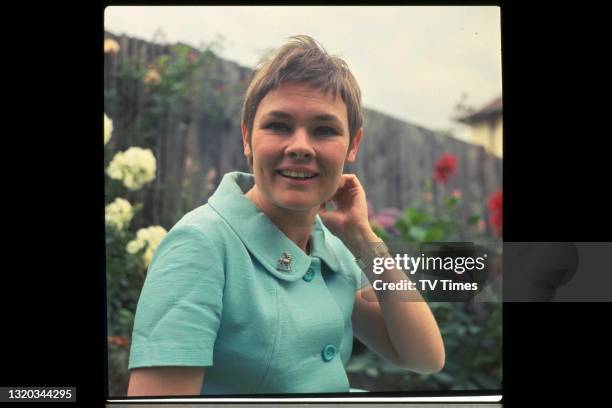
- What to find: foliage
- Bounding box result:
[142,42,231,129]
[104,32,230,396]
[354,152,503,391]
[106,223,146,338]
[347,300,502,391]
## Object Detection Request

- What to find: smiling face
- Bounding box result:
[242,81,362,214]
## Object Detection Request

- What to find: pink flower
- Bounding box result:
[478,219,486,232]
[369,207,401,235]
[370,213,396,230]
[379,207,402,218]
[452,189,462,199]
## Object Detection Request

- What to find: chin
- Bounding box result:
[273,193,320,212]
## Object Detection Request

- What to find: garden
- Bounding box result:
[104,34,502,396]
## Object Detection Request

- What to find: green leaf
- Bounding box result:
[423,227,444,242]
[445,196,459,208]
[409,226,428,241]
[406,207,431,225]
[118,308,134,326]
[395,218,410,239]
[468,214,481,225]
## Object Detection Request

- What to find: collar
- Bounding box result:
[208,171,341,282]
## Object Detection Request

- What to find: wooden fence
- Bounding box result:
[104,31,502,234]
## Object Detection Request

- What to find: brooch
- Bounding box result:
[277,252,293,271]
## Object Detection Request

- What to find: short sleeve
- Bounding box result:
[128,225,224,370]
[357,269,372,290]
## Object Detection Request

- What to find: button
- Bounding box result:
[321,344,336,362]
[303,267,315,282]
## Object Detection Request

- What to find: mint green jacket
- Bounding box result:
[128,172,368,395]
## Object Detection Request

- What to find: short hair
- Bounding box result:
[241,35,363,148]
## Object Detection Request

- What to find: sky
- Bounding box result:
[105,6,502,133]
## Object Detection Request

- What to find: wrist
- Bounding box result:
[345,225,383,259]
[355,241,390,271]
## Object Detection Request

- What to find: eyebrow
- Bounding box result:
[261,110,343,126]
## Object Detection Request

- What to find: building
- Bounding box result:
[455,96,503,158]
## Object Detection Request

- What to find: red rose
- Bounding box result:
[434,153,458,184]
[108,335,129,348]
[487,190,503,236]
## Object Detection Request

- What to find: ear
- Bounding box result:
[346,127,363,163]
[241,123,252,158]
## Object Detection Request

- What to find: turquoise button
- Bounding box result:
[303,267,315,282]
[321,344,336,362]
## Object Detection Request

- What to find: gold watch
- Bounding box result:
[355,241,389,269]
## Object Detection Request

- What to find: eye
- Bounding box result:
[264,122,291,133]
[313,126,338,137]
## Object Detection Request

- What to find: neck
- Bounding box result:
[245,186,317,253]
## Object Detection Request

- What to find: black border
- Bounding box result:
[5,0,609,406]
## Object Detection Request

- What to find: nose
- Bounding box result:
[285,127,315,159]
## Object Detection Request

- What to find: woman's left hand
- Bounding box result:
[318,174,378,254]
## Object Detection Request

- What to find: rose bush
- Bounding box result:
[351,152,503,391]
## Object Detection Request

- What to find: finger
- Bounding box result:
[342,173,362,188]
[337,174,359,190]
[335,175,348,191]
[335,175,354,194]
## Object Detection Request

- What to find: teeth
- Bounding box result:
[280,170,315,178]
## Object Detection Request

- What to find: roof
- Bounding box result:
[455,96,503,124]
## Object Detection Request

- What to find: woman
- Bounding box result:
[127,35,444,396]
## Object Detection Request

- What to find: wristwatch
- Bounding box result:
[355,241,389,269]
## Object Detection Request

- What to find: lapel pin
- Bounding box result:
[277,252,293,271]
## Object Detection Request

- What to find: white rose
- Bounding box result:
[105,198,134,230]
[126,225,167,267]
[126,239,144,254]
[106,147,157,190]
[104,113,113,145]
